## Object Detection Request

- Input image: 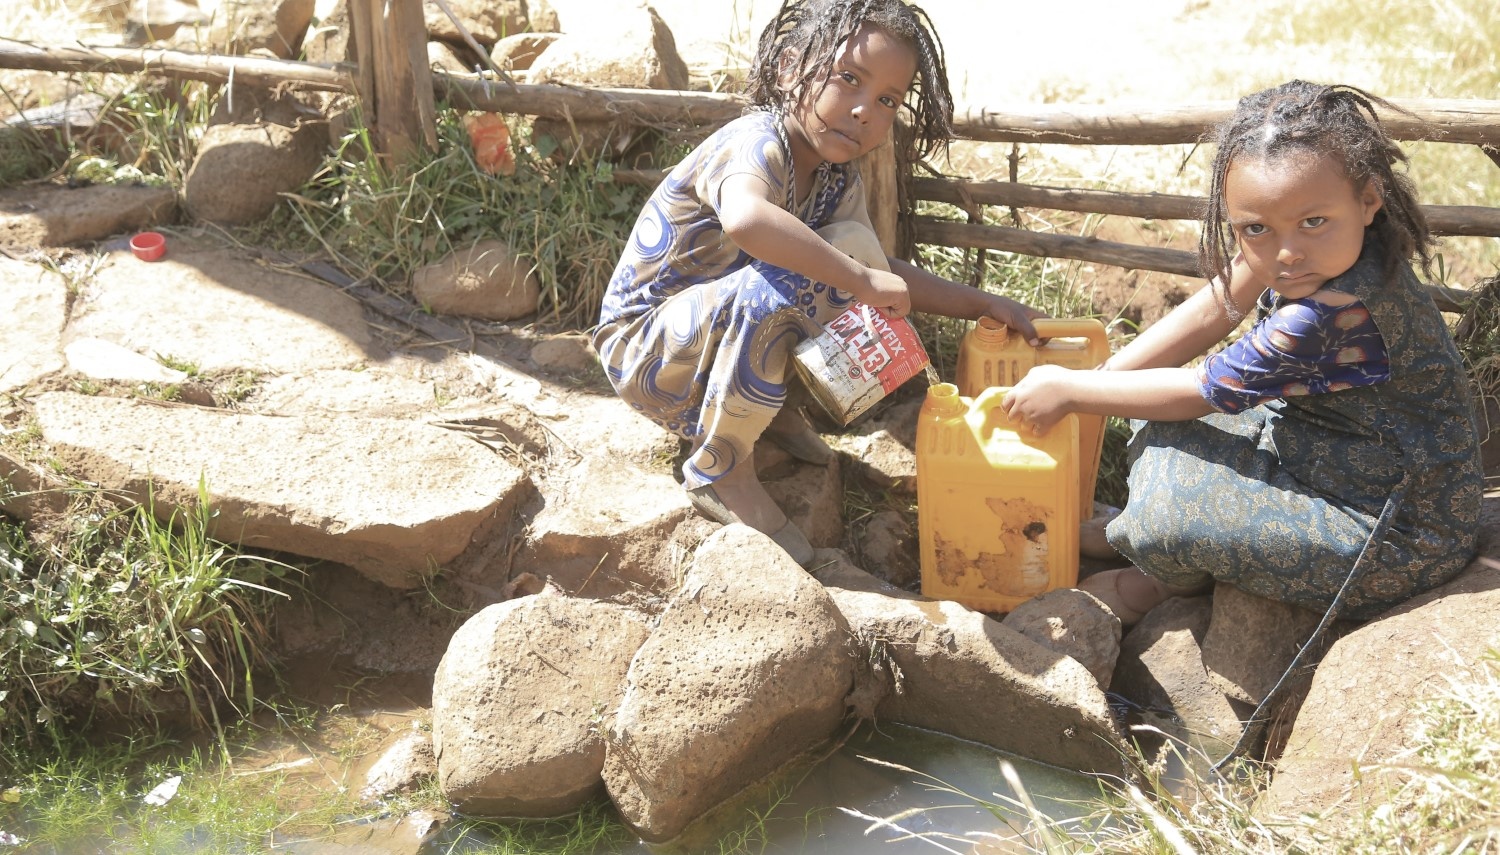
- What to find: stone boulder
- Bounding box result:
[505,455,697,601]
[1260,519,1500,827]
[828,395,920,494]
[204,0,317,58]
[602,525,855,842]
[490,32,562,71]
[814,556,1130,775]
[424,0,532,48]
[410,238,540,322]
[1111,595,1247,766]
[359,727,438,802]
[184,118,327,225]
[31,392,533,589]
[528,3,688,90]
[1002,587,1121,690]
[1201,583,1327,705]
[432,592,651,817]
[527,3,688,163]
[0,183,177,248]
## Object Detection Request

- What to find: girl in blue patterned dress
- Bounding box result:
[1002,81,1483,624]
[592,0,1043,566]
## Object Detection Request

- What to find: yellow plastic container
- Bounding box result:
[954,317,1110,519]
[916,383,1080,614]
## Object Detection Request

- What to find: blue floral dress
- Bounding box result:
[1107,235,1484,619]
[592,112,870,489]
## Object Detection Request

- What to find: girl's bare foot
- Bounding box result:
[685,459,814,566]
[1078,566,1175,626]
[1080,503,1123,560]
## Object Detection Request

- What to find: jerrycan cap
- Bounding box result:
[924,382,966,416]
[973,315,1010,345]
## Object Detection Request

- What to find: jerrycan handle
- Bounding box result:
[971,386,1019,436]
[1031,318,1109,353]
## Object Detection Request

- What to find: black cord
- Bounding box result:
[1210,476,1410,774]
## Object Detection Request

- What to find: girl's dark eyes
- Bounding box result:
[1241,224,1267,237]
[1302,216,1327,228]
[879,95,899,108]
[838,71,857,85]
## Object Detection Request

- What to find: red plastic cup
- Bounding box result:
[130,231,166,261]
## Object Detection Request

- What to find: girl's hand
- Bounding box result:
[1000,364,1076,431]
[860,268,913,319]
[980,294,1046,346]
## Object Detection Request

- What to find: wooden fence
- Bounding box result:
[3,37,1498,308]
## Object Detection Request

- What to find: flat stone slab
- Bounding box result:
[0,255,66,392]
[0,182,177,248]
[32,392,530,588]
[67,238,374,375]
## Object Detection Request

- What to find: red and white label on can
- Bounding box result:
[793,303,931,425]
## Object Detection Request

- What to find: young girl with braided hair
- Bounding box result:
[1003,80,1483,624]
[594,0,1044,565]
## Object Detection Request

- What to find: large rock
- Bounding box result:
[603,525,855,842]
[410,238,540,322]
[31,392,532,588]
[1002,587,1121,690]
[827,396,920,494]
[507,455,697,600]
[67,242,372,374]
[1201,583,1326,705]
[0,256,66,393]
[204,0,317,58]
[432,592,651,817]
[1111,595,1246,764]
[528,3,688,90]
[1260,510,1500,826]
[814,555,1130,775]
[184,119,327,225]
[424,0,531,48]
[0,183,177,248]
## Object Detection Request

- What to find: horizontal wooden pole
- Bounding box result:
[914,217,1470,312]
[951,100,1500,146]
[910,177,1500,238]
[0,37,349,90]
[913,216,1200,276]
[432,73,745,126]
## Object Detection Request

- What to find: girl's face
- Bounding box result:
[784,22,917,168]
[1224,151,1383,300]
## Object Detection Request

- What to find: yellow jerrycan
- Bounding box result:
[916,383,1080,614]
[954,317,1109,519]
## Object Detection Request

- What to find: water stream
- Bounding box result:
[411,724,1103,854]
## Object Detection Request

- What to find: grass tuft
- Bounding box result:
[279,107,655,329]
[0,477,298,744]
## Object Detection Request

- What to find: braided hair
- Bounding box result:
[744,0,954,161]
[1200,80,1433,305]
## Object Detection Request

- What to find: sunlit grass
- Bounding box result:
[0,477,300,744]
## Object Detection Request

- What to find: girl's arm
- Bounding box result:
[1001,363,1214,428]
[1002,257,1265,428]
[718,174,914,316]
[893,257,1045,345]
[1106,255,1262,371]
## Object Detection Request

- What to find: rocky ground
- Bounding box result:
[3,0,1499,846]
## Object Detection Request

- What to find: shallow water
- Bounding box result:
[418,723,1103,855]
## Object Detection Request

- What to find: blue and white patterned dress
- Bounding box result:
[1107,235,1484,619]
[592,112,872,489]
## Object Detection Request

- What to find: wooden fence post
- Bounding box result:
[348,0,437,164]
[854,128,900,257]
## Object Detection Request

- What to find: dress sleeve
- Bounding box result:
[695,114,792,214]
[1196,298,1391,414]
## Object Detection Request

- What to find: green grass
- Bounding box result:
[0,477,298,744]
[276,107,656,329]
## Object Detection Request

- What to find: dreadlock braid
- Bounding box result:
[744,0,954,161]
[1200,80,1433,307]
